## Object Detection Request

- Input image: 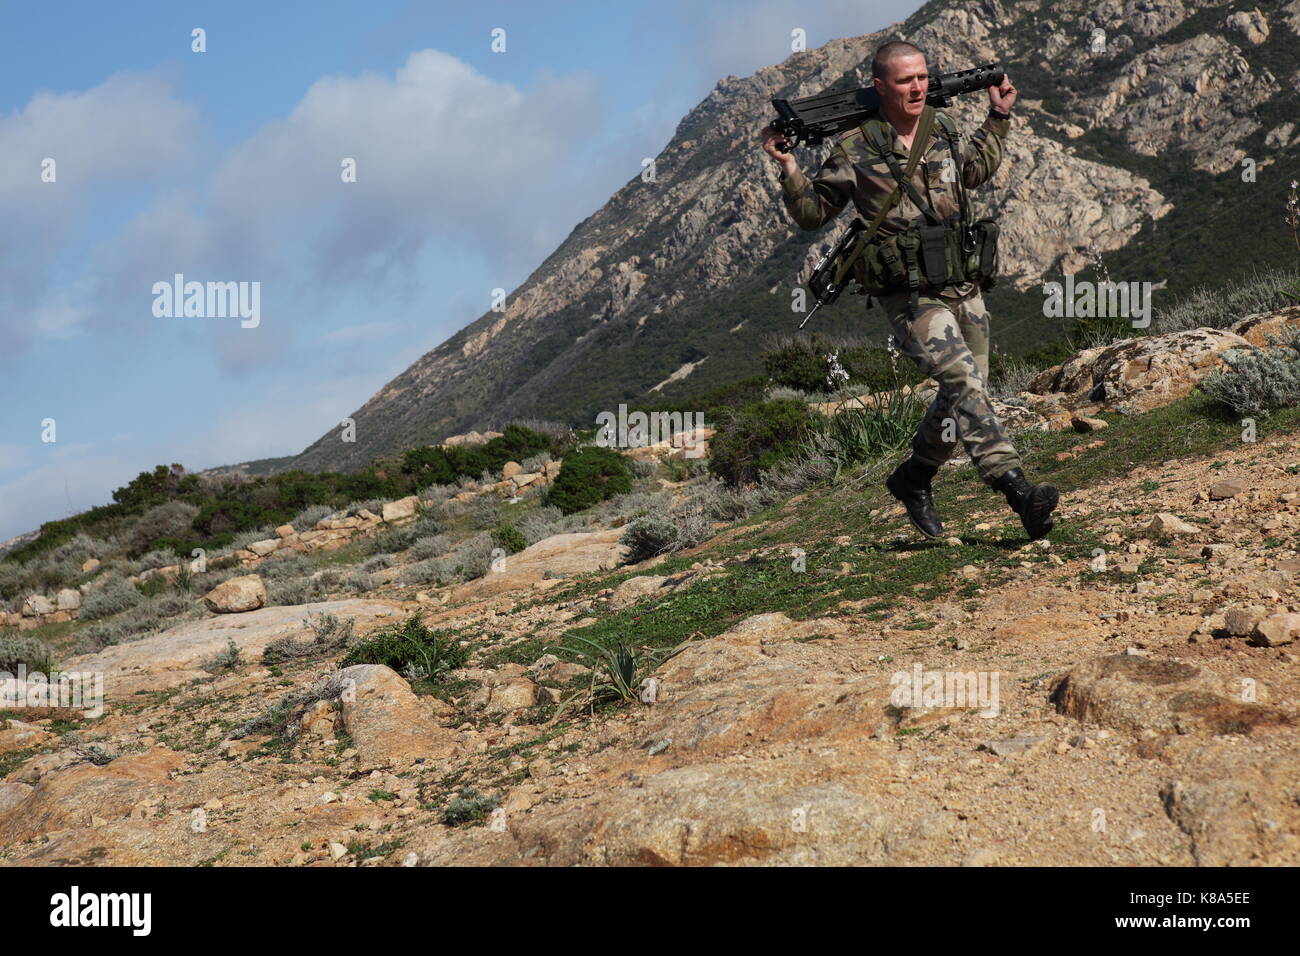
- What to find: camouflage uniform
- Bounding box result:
[779,110,1022,483]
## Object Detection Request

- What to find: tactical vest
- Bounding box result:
[833,106,1000,313]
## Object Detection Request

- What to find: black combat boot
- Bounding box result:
[992,467,1059,541]
[886,456,944,539]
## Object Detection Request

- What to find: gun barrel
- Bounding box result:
[934,63,1005,98]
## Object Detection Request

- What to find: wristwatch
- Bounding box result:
[989,107,1010,120]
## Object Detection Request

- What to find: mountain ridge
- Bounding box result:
[225,0,1299,477]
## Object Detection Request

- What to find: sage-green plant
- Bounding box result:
[549,635,691,711]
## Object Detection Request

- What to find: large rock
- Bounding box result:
[203,575,267,613]
[608,575,667,609]
[1250,613,1300,647]
[469,676,538,714]
[1088,33,1278,173]
[0,721,54,755]
[0,747,185,845]
[1209,478,1249,500]
[21,595,54,617]
[335,664,457,771]
[1225,8,1269,44]
[55,588,81,612]
[1027,327,1249,415]
[1159,738,1300,865]
[448,529,627,602]
[405,627,988,867]
[382,496,420,523]
[247,539,280,557]
[1230,304,1300,348]
[1049,654,1293,736]
[58,600,401,697]
[1146,513,1199,537]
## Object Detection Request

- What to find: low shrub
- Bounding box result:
[126,501,199,556]
[231,674,351,741]
[708,398,820,486]
[447,532,496,581]
[267,577,329,606]
[344,570,379,592]
[339,615,468,680]
[620,515,680,563]
[762,334,923,393]
[1155,265,1300,333]
[492,523,528,554]
[262,612,355,664]
[515,505,587,546]
[547,447,635,514]
[290,504,334,532]
[0,634,55,672]
[80,579,143,620]
[803,387,926,475]
[203,638,241,673]
[443,788,499,826]
[409,534,451,561]
[1202,328,1300,417]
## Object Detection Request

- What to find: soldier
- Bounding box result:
[760,40,1060,541]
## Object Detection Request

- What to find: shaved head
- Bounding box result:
[871,40,927,81]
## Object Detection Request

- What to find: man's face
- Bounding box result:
[874,52,929,120]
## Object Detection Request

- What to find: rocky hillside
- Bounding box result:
[3,304,1300,866]
[235,0,1300,476]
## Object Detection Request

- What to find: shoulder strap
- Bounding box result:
[933,110,958,139]
[857,105,937,241]
[830,106,937,290]
[933,110,970,226]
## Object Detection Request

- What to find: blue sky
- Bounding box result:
[0,0,918,543]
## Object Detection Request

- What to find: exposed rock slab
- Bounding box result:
[450,529,625,602]
[336,664,458,771]
[0,747,185,845]
[1049,653,1294,736]
[1026,327,1249,414]
[60,600,403,698]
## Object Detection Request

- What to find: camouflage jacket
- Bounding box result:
[780,110,1010,298]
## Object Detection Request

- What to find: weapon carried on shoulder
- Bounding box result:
[779,63,1003,327]
[770,63,1003,152]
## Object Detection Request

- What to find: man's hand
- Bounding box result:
[760,125,798,176]
[988,74,1017,113]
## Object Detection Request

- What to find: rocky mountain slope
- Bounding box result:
[4,304,1300,866]
[4,417,1298,866]
[240,0,1300,476]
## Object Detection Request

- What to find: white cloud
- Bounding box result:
[0,71,199,358]
[55,49,605,369]
[0,444,138,543]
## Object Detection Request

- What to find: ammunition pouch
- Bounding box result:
[849,216,999,295]
[839,108,1002,301]
[967,217,1000,290]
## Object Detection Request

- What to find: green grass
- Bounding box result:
[531,389,1300,661]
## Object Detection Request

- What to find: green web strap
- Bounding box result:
[829,105,937,291]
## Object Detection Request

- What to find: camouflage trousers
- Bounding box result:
[876,288,1021,484]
